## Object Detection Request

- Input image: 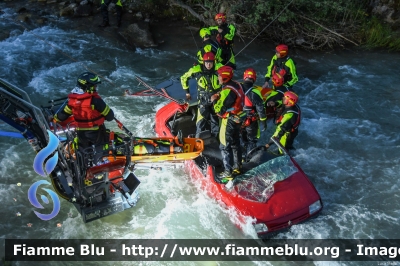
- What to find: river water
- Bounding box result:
[1,5,400,266]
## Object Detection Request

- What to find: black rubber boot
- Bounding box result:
[99,4,110,27]
[116,5,122,27]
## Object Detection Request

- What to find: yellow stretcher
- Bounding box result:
[107,137,204,163]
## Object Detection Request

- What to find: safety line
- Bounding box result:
[235,0,296,57]
[184,15,199,52]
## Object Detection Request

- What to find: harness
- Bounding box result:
[216,24,234,46]
[197,70,219,104]
[272,57,293,83]
[222,82,244,116]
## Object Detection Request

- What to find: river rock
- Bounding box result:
[74,4,93,17]
[16,13,31,23]
[0,30,9,42]
[120,22,157,48]
[60,4,76,17]
[370,0,400,29]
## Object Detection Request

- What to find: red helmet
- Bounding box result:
[243,68,257,81]
[214,13,226,22]
[276,44,288,57]
[203,52,215,62]
[271,73,284,87]
[283,91,298,106]
[217,66,234,82]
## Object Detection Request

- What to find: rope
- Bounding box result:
[235,0,296,57]
[184,15,199,52]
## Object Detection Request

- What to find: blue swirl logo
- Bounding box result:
[30,130,61,221]
[33,130,59,176]
[28,180,61,221]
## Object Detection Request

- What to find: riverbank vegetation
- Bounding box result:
[135,0,400,51]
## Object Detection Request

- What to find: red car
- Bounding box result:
[151,78,323,237]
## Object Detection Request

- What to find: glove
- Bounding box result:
[259,119,266,132]
[185,93,191,101]
[266,101,275,107]
[262,77,270,88]
[210,93,220,102]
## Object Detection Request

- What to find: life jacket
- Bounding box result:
[272,57,293,84]
[244,85,269,108]
[276,104,301,132]
[68,92,105,129]
[197,67,220,93]
[222,81,244,116]
[196,68,220,104]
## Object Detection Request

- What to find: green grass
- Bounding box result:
[361,16,400,51]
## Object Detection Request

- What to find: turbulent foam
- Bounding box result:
[135,48,174,60]
[338,65,361,75]
[29,62,89,95]
[1,8,400,246]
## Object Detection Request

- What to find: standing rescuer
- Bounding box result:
[208,13,236,69]
[180,52,222,137]
[54,72,115,149]
[262,44,298,89]
[242,68,267,156]
[211,66,245,182]
[265,91,301,153]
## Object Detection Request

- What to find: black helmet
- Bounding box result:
[77,72,101,91]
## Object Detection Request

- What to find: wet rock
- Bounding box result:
[36,18,47,25]
[16,13,31,23]
[74,4,93,17]
[17,7,27,13]
[60,4,76,17]
[134,11,143,20]
[120,22,157,48]
[370,0,400,29]
[0,30,10,42]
